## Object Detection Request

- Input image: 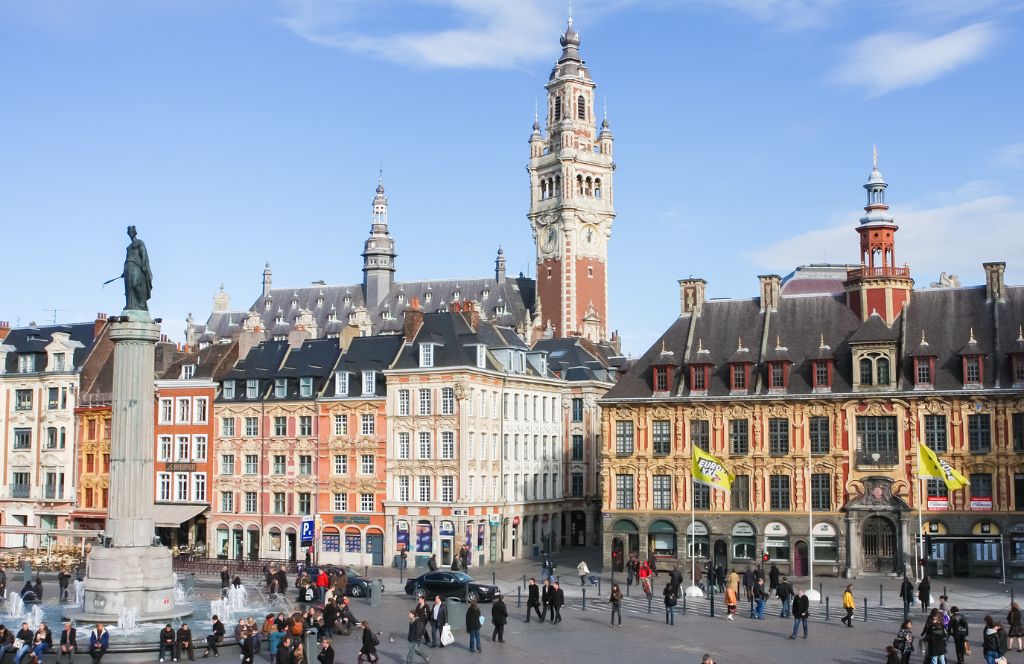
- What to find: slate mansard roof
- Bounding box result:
[605,282,1024,401]
[2,322,96,373]
[323,335,405,399]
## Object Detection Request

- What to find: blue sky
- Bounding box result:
[2,0,1022,355]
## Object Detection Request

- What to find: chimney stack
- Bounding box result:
[94,313,108,339]
[983,262,1006,302]
[758,274,782,312]
[404,297,424,341]
[0,320,10,342]
[678,278,707,316]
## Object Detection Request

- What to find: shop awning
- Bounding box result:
[152,504,208,528]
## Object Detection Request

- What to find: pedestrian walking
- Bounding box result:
[777,576,793,618]
[894,619,915,664]
[948,607,968,664]
[982,615,1008,664]
[219,567,230,598]
[608,583,623,627]
[663,581,678,626]
[724,585,737,621]
[670,566,683,595]
[639,561,653,599]
[541,579,554,622]
[715,566,726,593]
[357,622,379,664]
[841,585,856,628]
[789,588,808,639]
[428,595,447,648]
[550,582,564,624]
[885,645,902,664]
[466,601,482,654]
[626,556,639,588]
[427,555,438,572]
[900,577,915,614]
[768,564,780,595]
[918,576,931,613]
[752,578,768,620]
[525,578,543,623]
[922,612,947,664]
[414,597,431,646]
[741,568,754,607]
[491,596,507,643]
[404,612,430,664]
[726,569,740,595]
[57,569,71,603]
[1007,602,1023,652]
[576,560,590,586]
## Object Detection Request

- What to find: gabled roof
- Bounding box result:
[391,312,531,373]
[278,339,343,378]
[2,322,97,373]
[225,340,289,380]
[324,335,405,398]
[848,312,899,344]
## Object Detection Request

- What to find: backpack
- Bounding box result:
[370,632,380,647]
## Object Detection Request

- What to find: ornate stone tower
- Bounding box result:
[527,13,615,341]
[844,148,914,323]
[362,177,396,309]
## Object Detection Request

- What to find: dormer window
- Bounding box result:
[300,377,313,397]
[18,355,35,373]
[731,365,746,390]
[957,329,985,388]
[769,363,784,389]
[361,370,376,396]
[877,357,890,385]
[476,345,487,369]
[453,290,460,301]
[274,378,286,398]
[653,366,670,392]
[915,359,932,386]
[246,379,258,399]
[964,356,981,385]
[344,294,352,306]
[688,340,712,395]
[397,293,405,303]
[425,292,432,304]
[691,366,707,391]
[265,299,272,310]
[275,314,285,324]
[316,297,324,308]
[52,352,66,372]
[859,358,873,385]
[222,380,235,399]
[812,361,831,389]
[420,343,435,368]
[182,364,195,380]
[335,371,349,396]
[482,289,489,300]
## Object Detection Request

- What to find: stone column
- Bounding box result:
[105,318,160,547]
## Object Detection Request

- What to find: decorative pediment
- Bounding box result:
[843,476,912,512]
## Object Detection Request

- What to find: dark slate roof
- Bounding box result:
[532,337,617,383]
[161,342,239,381]
[324,335,405,398]
[2,322,96,373]
[605,281,1024,400]
[391,312,534,373]
[221,340,290,401]
[278,339,343,378]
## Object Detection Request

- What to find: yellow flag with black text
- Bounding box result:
[918,442,969,491]
[692,446,735,493]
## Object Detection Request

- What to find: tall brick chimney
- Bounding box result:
[758,275,781,312]
[678,278,707,316]
[0,320,10,342]
[94,313,108,339]
[404,297,424,341]
[983,262,1006,302]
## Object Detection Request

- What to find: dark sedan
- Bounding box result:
[311,565,384,597]
[404,571,500,603]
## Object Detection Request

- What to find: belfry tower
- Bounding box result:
[527,13,615,342]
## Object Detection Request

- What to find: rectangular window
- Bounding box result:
[222,381,235,399]
[648,420,670,455]
[615,420,634,455]
[158,435,172,461]
[571,472,584,498]
[692,367,706,391]
[298,454,312,474]
[221,491,234,513]
[571,398,584,422]
[299,377,313,397]
[615,474,635,510]
[193,436,208,462]
[731,475,749,511]
[856,416,898,465]
[769,475,790,510]
[769,363,784,389]
[916,360,932,385]
[926,479,948,501]
[359,454,375,475]
[273,416,287,437]
[970,473,992,501]
[690,419,710,451]
[441,387,455,415]
[418,388,432,415]
[273,492,286,514]
[159,398,172,423]
[651,474,672,510]
[299,415,312,436]
[246,379,258,399]
[192,473,206,502]
[729,419,749,455]
[221,416,235,437]
[335,372,349,396]
[333,454,347,475]
[333,414,348,435]
[654,366,670,391]
[1014,413,1024,453]
[440,431,455,459]
[175,473,189,502]
[274,378,287,398]
[221,454,235,475]
[571,434,584,460]
[244,416,259,437]
[808,416,830,455]
[52,352,66,372]
[245,491,258,513]
[768,418,789,455]
[417,476,431,502]
[811,473,831,510]
[273,455,286,474]
[441,476,454,503]
[333,492,348,512]
[359,493,375,512]
[17,355,34,373]
[361,370,376,395]
[814,361,829,388]
[245,454,259,475]
[965,357,981,384]
[731,365,746,390]
[176,435,190,461]
[398,432,411,459]
[157,473,171,501]
[13,428,31,449]
[420,343,434,368]
[924,414,947,453]
[968,414,991,453]
[298,493,311,515]
[361,413,375,435]
[418,431,432,459]
[687,482,708,511]
[398,389,410,416]
[391,476,407,503]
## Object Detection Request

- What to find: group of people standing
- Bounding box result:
[525,578,565,624]
[404,592,509,663]
[887,596,1023,664]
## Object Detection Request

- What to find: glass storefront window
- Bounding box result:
[765,537,790,561]
[813,537,838,562]
[732,522,756,559]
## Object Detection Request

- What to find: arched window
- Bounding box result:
[577,95,586,119]
[594,178,602,198]
[555,176,561,196]
[540,180,547,199]
[877,357,890,385]
[576,175,584,195]
[859,358,873,386]
[554,96,562,121]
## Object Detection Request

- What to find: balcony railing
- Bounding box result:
[856,449,899,467]
[43,485,63,500]
[846,266,911,280]
[10,484,31,499]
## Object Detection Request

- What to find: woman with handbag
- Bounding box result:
[894,619,914,664]
[663,581,678,626]
[466,601,482,654]
[608,584,623,627]
[1007,602,1023,652]
[982,615,1003,664]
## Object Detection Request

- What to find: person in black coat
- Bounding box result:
[491,596,508,643]
[203,615,225,657]
[176,624,195,662]
[899,576,914,611]
[948,607,969,664]
[428,596,447,648]
[525,578,542,623]
[550,582,565,625]
[918,577,931,612]
[427,555,438,572]
[789,588,810,639]
[540,580,554,622]
[404,613,428,664]
[275,637,293,664]
[58,623,77,664]
[768,565,780,594]
[158,625,176,662]
[275,569,289,595]
[357,622,378,664]
[219,567,230,598]
[316,637,333,664]
[465,602,482,653]
[923,614,947,659]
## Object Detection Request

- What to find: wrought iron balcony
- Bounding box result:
[9,484,31,499]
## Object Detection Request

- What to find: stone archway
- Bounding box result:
[861,515,898,573]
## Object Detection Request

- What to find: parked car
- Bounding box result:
[309,565,384,597]
[404,571,499,603]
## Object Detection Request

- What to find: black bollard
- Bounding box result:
[647,593,652,614]
[492,571,496,587]
[904,598,910,622]
[683,592,687,615]
[582,587,587,611]
[818,582,823,603]
[710,588,715,618]
[626,581,630,597]
[880,584,884,607]
[522,574,526,590]
[598,578,602,598]
[365,565,369,578]
[863,598,868,623]
[825,596,830,621]
[517,586,522,608]
[943,585,948,599]
[1011,586,1015,604]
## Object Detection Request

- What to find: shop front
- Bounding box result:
[922,519,1005,580]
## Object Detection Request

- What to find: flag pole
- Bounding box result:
[684,476,704,598]
[805,444,819,601]
[917,475,925,581]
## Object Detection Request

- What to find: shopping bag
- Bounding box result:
[964,642,971,656]
[440,625,455,647]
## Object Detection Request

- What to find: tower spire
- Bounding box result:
[567,0,573,28]
[363,175,396,308]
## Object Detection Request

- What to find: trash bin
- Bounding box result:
[369,579,383,607]
[445,597,467,632]
[304,629,319,657]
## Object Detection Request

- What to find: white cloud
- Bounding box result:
[993,143,1024,170]
[750,193,1024,285]
[278,0,559,69]
[832,21,997,96]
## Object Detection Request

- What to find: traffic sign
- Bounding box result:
[301,517,316,543]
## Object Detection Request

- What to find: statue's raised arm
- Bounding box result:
[123,225,153,311]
